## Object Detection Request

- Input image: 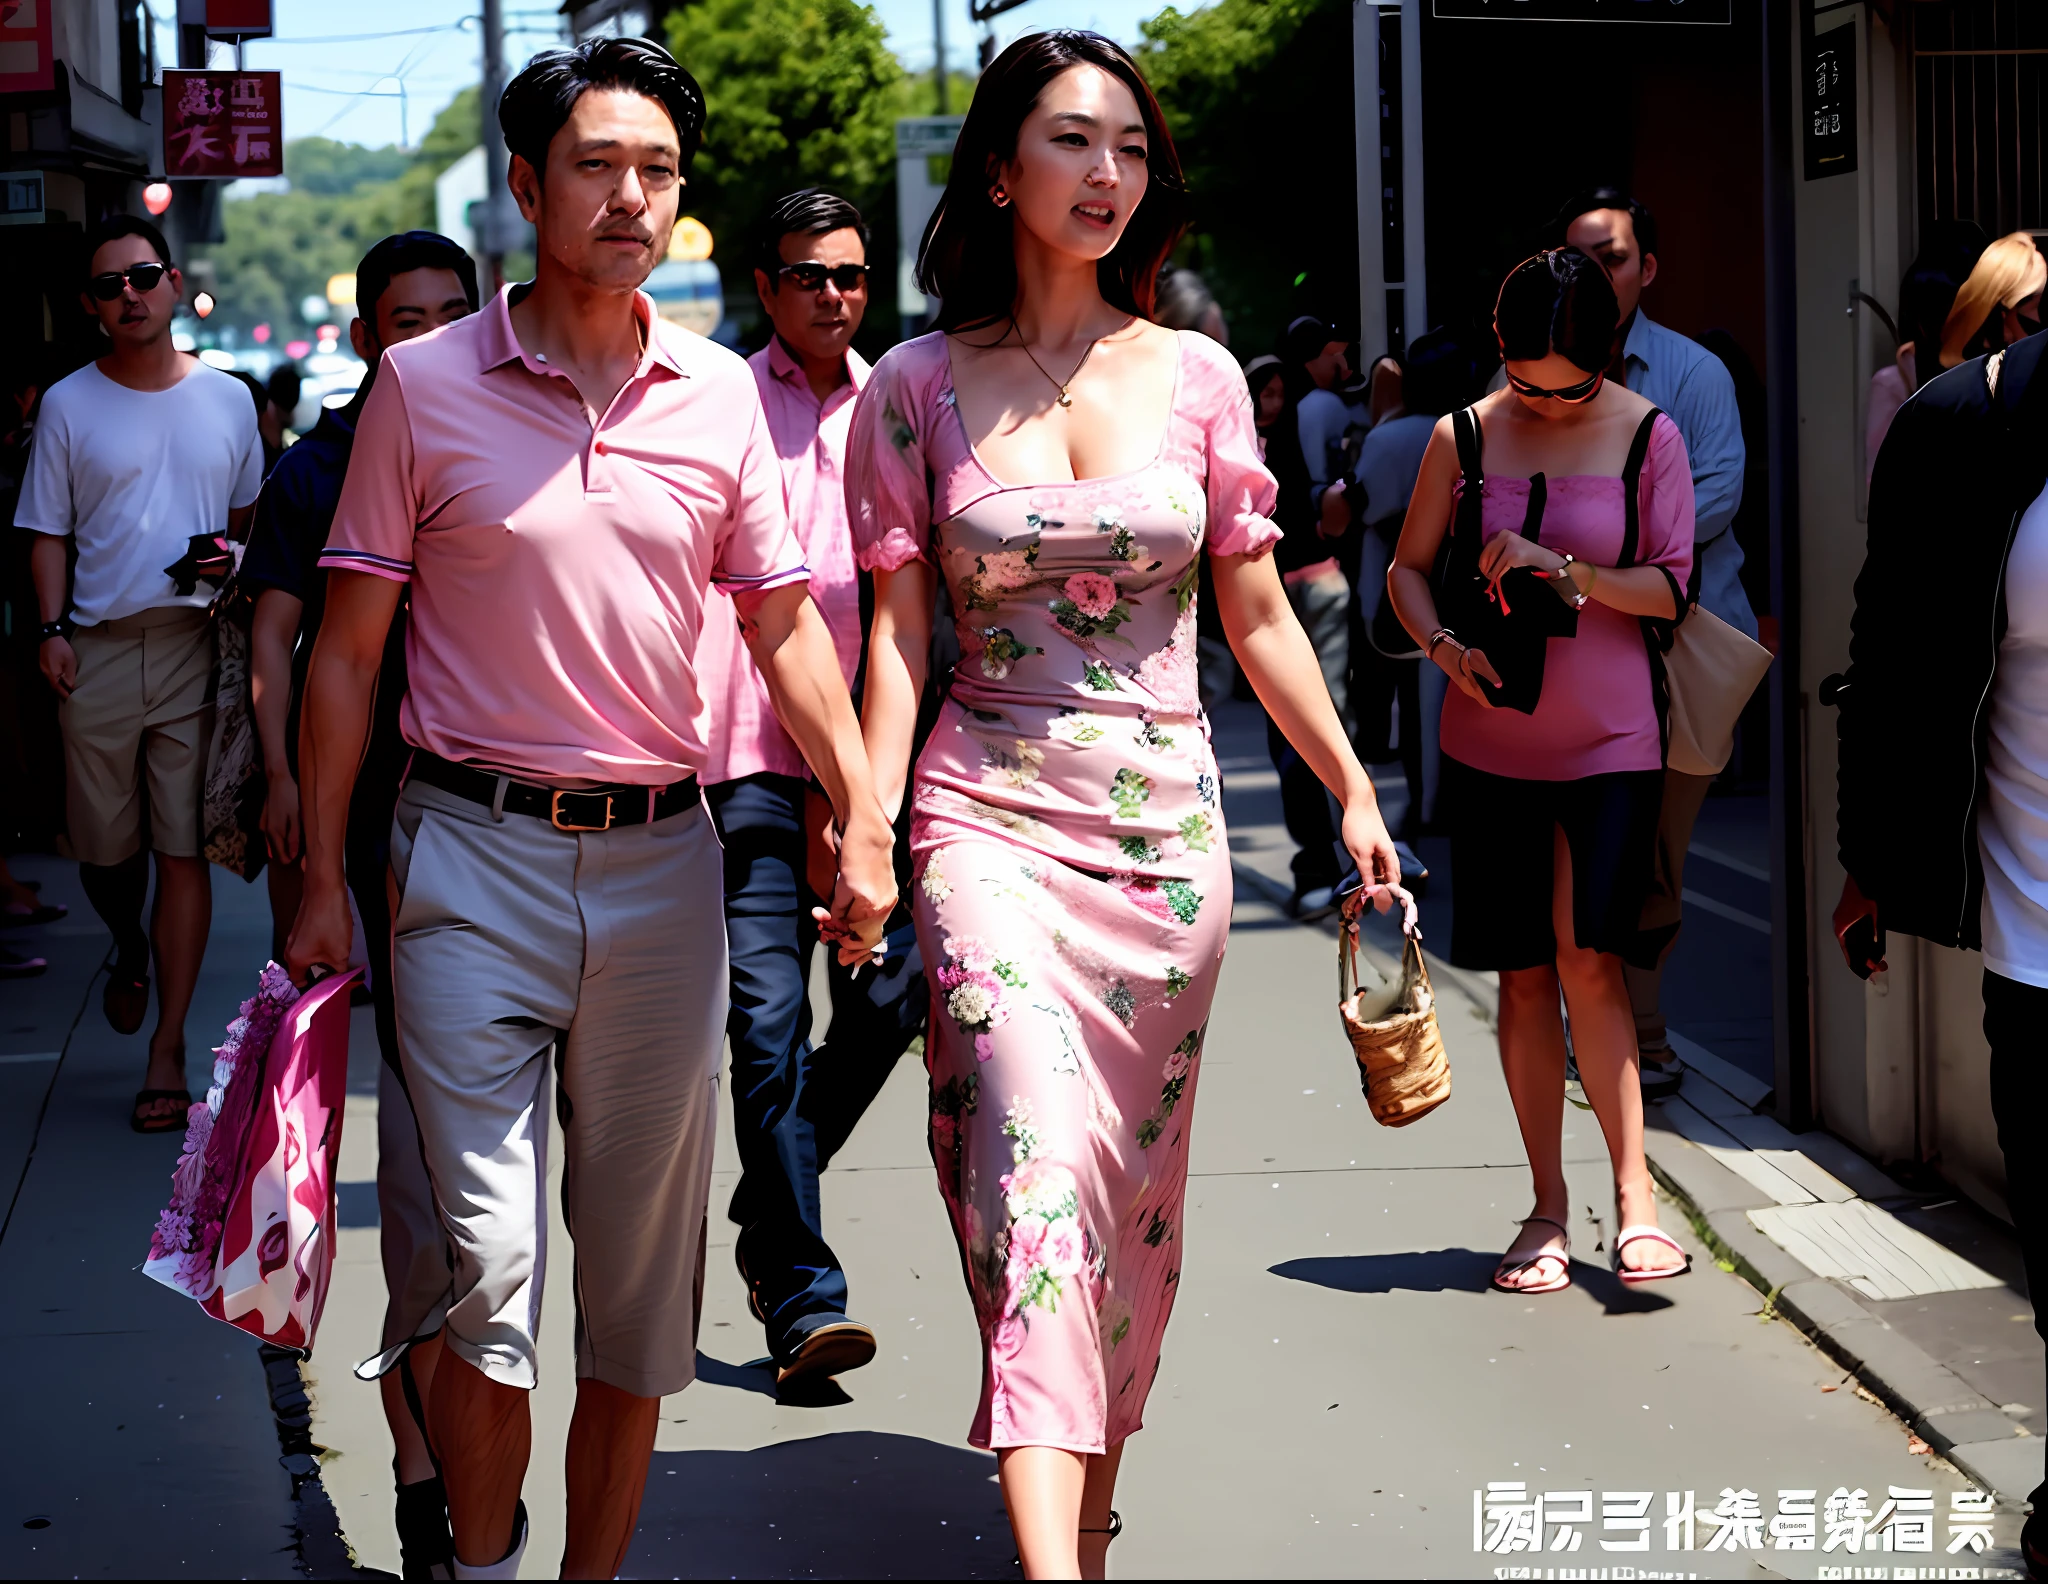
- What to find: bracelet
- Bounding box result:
[1426,627,1457,660]
[1548,555,1591,610]
[37,621,64,642]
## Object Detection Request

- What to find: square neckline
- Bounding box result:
[940,328,1188,493]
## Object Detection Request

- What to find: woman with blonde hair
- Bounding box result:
[1940,231,2045,368]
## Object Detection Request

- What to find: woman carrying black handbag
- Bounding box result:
[1384,249,1697,1293]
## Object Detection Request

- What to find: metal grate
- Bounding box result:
[1915,0,2048,233]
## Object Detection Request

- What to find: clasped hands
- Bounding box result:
[810,803,899,973]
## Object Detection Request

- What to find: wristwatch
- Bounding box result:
[1547,555,1591,610]
[37,621,65,643]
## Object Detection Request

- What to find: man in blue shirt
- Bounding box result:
[240,230,477,1581]
[1554,187,1754,1099]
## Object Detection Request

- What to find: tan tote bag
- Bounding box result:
[1661,604,1774,778]
[1338,888,1451,1128]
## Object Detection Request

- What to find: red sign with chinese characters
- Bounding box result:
[205,0,272,32]
[0,0,57,94]
[163,71,282,179]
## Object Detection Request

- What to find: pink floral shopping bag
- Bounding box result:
[143,963,363,1353]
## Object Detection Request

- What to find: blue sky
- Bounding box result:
[158,0,1168,155]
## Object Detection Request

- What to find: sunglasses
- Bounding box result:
[776,261,870,292]
[1505,368,1604,403]
[87,262,172,301]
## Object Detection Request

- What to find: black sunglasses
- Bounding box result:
[776,261,870,292]
[87,262,172,301]
[1505,368,1604,403]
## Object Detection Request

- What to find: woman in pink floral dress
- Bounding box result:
[848,32,1399,1579]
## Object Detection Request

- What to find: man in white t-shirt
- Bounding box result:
[18,214,264,1134]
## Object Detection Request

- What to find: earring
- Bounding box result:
[991,184,1010,208]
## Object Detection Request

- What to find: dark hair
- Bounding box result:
[498,36,706,183]
[1280,314,1339,369]
[1400,329,1471,418]
[81,213,172,277]
[355,230,481,324]
[266,363,302,411]
[754,189,870,280]
[917,30,1189,333]
[1494,249,1619,375]
[1549,185,1659,261]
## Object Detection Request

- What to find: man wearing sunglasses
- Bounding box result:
[19,213,264,1135]
[1552,186,1752,1103]
[695,187,928,1386]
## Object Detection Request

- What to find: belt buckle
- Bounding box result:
[550,789,615,832]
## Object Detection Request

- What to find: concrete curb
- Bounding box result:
[1233,855,2038,1509]
[1643,1119,2036,1508]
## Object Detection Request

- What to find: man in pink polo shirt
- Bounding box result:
[285,40,895,1580]
[698,189,930,1389]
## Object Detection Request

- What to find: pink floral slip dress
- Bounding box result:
[845,329,1284,1454]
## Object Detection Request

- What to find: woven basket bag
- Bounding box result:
[1339,914,1452,1128]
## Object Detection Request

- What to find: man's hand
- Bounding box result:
[285,874,354,987]
[811,806,896,968]
[39,635,77,697]
[1833,874,1887,978]
[262,771,302,865]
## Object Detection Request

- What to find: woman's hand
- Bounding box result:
[262,771,302,865]
[1435,639,1502,707]
[1476,531,1566,583]
[1340,795,1402,914]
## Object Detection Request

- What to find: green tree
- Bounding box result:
[1141,0,1358,353]
[666,0,903,333]
[284,136,410,195]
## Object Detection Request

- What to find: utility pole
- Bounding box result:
[481,0,509,290]
[932,0,949,114]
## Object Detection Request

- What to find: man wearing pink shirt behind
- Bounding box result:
[699,190,931,1388]
[285,41,895,1580]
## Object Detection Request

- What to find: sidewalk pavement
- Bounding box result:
[1214,696,2044,1514]
[0,853,346,1578]
[296,725,2021,1575]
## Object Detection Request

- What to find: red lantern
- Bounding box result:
[285,340,310,358]
[193,291,216,319]
[253,323,271,344]
[143,182,173,216]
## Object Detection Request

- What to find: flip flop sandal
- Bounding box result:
[1,901,66,927]
[131,1088,191,1134]
[1491,1215,1572,1295]
[0,946,47,978]
[1614,1224,1693,1283]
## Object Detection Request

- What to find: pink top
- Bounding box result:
[320,286,806,787]
[1441,412,1695,780]
[845,328,1283,574]
[697,338,869,786]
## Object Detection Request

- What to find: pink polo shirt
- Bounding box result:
[320,286,806,787]
[697,337,867,786]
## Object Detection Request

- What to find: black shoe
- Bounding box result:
[394,1474,454,1580]
[1639,1046,1685,1102]
[776,1317,877,1386]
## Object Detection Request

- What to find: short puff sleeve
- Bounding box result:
[1636,413,1697,616]
[1188,337,1284,559]
[845,348,934,572]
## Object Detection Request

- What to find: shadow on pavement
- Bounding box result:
[624,1429,1013,1579]
[1270,1250,1675,1315]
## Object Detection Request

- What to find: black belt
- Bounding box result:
[406,753,701,832]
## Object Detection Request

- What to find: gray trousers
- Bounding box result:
[388,780,728,1397]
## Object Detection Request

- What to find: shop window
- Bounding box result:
[1915,0,2048,232]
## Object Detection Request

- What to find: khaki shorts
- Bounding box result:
[387,779,728,1397]
[59,606,215,867]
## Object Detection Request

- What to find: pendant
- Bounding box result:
[1057,391,1073,408]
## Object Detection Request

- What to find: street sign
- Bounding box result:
[0,170,45,227]
[163,71,282,180]
[0,0,56,93]
[1432,0,1730,21]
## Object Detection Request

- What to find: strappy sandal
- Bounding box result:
[1491,1216,1572,1295]
[1613,1224,1692,1283]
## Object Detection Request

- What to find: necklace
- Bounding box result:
[1012,316,1130,408]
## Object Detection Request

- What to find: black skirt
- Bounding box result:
[1440,755,1665,972]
